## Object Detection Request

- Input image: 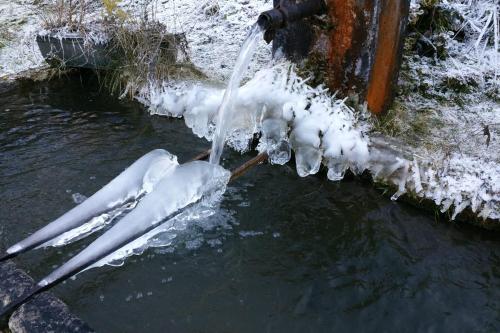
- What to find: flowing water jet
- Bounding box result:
[209,24,264,165]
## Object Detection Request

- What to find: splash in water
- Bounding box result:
[209,24,263,165]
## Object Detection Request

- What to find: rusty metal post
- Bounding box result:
[272,0,410,115]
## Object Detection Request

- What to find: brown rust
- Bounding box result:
[325,0,355,92]
[325,0,380,98]
[271,0,409,114]
[325,0,409,114]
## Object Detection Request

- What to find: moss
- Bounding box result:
[0,24,14,49]
[410,0,456,34]
[371,104,408,137]
[443,77,478,94]
[373,102,428,137]
[485,87,500,103]
[296,51,329,89]
[408,1,461,60]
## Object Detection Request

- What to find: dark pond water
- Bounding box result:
[1,76,500,333]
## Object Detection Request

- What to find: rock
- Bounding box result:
[9,294,93,333]
[0,261,93,333]
[0,261,33,308]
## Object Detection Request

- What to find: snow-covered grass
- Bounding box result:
[116,0,272,82]
[385,0,500,221]
[0,1,44,77]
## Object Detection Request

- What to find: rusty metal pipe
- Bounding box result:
[258,0,327,43]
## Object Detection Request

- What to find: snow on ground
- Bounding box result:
[121,0,272,82]
[0,1,44,77]
[387,0,500,221]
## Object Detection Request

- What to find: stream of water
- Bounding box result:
[209,24,263,165]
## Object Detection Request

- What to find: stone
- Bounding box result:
[0,261,93,333]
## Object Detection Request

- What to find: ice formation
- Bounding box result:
[144,55,499,221]
[86,198,221,270]
[1,0,498,224]
[146,62,370,177]
[393,0,500,220]
[7,149,178,255]
[39,160,231,287]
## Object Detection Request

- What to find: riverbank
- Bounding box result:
[0,260,93,333]
[0,0,498,227]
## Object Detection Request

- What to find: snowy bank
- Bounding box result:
[0,0,498,226]
[0,1,44,77]
[139,60,499,224]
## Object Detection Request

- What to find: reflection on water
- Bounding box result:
[1,75,500,332]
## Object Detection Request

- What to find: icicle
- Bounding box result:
[452,199,470,220]
[412,158,423,195]
[441,199,454,213]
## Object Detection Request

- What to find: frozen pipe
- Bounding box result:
[0,149,177,263]
[0,153,266,322]
[257,0,327,43]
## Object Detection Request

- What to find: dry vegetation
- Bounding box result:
[31,0,204,97]
[32,0,98,31]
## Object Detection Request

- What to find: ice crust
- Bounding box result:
[368,139,500,221]
[147,63,369,178]
[145,60,499,221]
[39,160,230,286]
[86,199,221,270]
[7,149,178,254]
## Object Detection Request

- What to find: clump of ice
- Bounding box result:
[368,138,500,221]
[39,160,231,286]
[42,200,138,248]
[87,196,224,269]
[145,62,370,179]
[9,149,178,254]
